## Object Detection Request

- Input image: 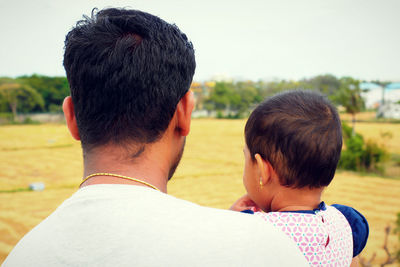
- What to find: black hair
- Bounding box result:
[245,90,342,188]
[63,8,195,150]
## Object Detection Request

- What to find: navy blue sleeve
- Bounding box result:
[240,209,255,214]
[332,204,369,257]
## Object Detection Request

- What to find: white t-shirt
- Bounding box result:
[3,184,307,267]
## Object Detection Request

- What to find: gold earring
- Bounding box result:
[259,178,263,187]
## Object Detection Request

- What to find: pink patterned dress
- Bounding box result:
[254,203,367,266]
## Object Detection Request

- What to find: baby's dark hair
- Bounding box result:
[245,90,342,188]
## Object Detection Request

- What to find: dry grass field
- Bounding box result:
[1,119,400,265]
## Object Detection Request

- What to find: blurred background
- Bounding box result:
[0,0,399,265]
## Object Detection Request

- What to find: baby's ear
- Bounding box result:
[255,154,270,186]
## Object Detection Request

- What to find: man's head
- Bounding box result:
[245,90,342,189]
[63,8,195,152]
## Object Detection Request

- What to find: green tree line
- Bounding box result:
[203,74,364,122]
[0,73,368,124]
[0,75,69,118]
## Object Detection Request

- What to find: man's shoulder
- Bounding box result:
[3,185,308,267]
[63,185,299,242]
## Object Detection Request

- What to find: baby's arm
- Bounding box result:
[350,256,360,267]
[230,194,262,212]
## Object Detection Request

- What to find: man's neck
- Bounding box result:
[81,143,169,193]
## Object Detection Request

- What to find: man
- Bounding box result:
[3,8,307,266]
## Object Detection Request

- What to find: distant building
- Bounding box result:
[360,82,383,109]
[366,83,400,119]
[377,102,400,119]
[190,81,215,111]
[360,82,400,112]
[385,83,400,104]
[190,82,203,110]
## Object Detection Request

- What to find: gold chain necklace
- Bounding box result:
[80,172,161,192]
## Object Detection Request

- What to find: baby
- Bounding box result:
[231,90,368,266]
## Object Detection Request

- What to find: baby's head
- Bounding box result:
[243,90,342,203]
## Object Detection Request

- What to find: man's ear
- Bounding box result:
[255,154,272,186]
[63,96,80,141]
[176,90,195,136]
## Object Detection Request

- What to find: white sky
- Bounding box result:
[0,0,399,81]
